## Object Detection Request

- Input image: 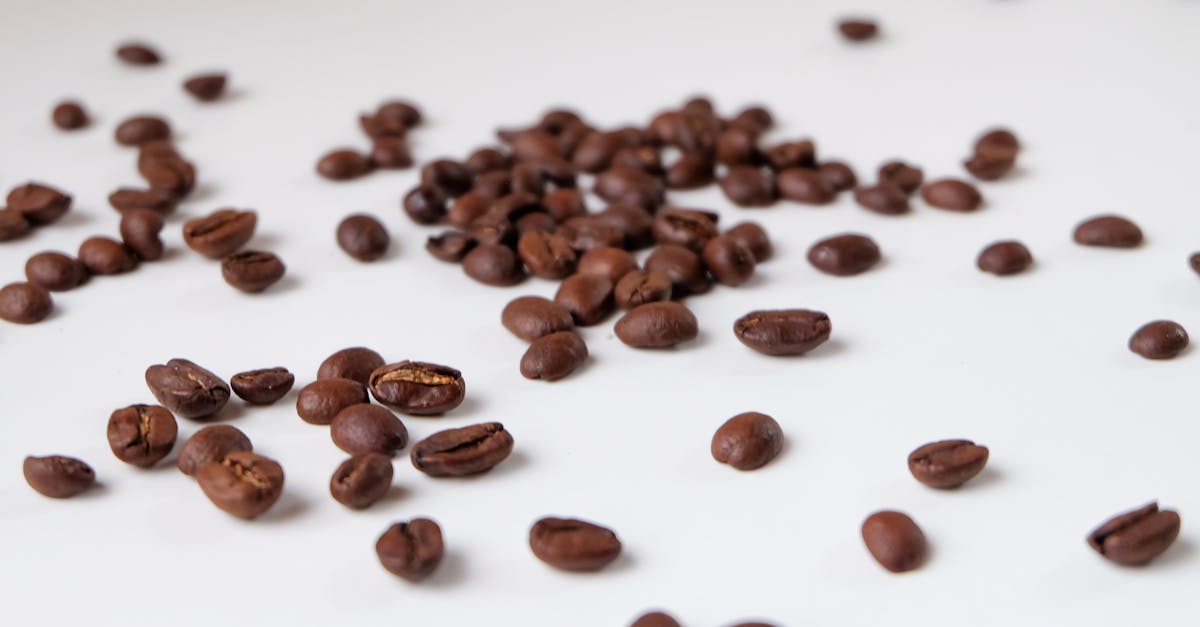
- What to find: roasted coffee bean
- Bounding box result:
[447,192,492,228]
[108,188,176,217]
[572,131,623,172]
[316,149,373,181]
[296,378,369,425]
[614,270,673,309]
[838,19,878,41]
[24,252,87,291]
[675,109,721,156]
[963,151,1015,181]
[1087,502,1181,566]
[119,208,165,261]
[540,154,584,188]
[23,455,94,498]
[502,296,575,341]
[702,235,756,287]
[1073,215,1143,248]
[731,105,774,135]
[376,518,444,581]
[196,451,284,520]
[1191,252,1200,277]
[411,422,513,476]
[648,110,680,145]
[630,611,682,627]
[1129,320,1189,360]
[139,154,195,198]
[336,214,389,261]
[466,147,512,174]
[529,517,622,572]
[537,189,584,223]
[977,241,1032,275]
[762,141,816,171]
[719,166,776,207]
[778,167,834,204]
[908,439,989,489]
[401,184,448,225]
[725,222,772,262]
[7,182,72,225]
[975,128,1019,155]
[861,511,926,573]
[78,236,137,275]
[807,233,881,276]
[612,146,663,176]
[330,453,393,510]
[878,160,923,194]
[183,73,226,101]
[596,203,655,249]
[426,230,477,262]
[0,208,30,241]
[652,208,719,252]
[137,138,181,165]
[421,159,473,197]
[319,347,385,385]
[517,231,577,279]
[594,166,665,211]
[462,243,525,286]
[521,331,588,381]
[371,137,413,169]
[116,42,160,65]
[734,309,831,356]
[0,282,53,324]
[819,161,857,192]
[853,183,909,215]
[665,153,715,190]
[221,251,285,293]
[555,274,615,326]
[712,412,784,470]
[644,244,711,296]
[183,209,256,259]
[514,211,557,235]
[489,191,542,222]
[145,358,231,420]
[369,361,465,415]
[715,127,760,166]
[115,115,170,146]
[52,100,89,130]
[230,367,294,405]
[615,301,699,348]
[577,247,637,283]
[107,404,177,468]
[376,100,422,129]
[510,129,563,162]
[331,403,408,456]
[921,179,982,212]
[510,162,547,196]
[556,216,625,251]
[177,425,252,476]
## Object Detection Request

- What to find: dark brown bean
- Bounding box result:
[577,247,638,283]
[1073,215,1143,248]
[411,422,513,477]
[1087,502,1182,566]
[595,203,655,249]
[675,109,721,156]
[402,184,447,225]
[734,309,831,356]
[711,412,784,470]
[221,251,285,293]
[0,282,53,324]
[907,439,990,489]
[921,179,982,212]
[24,252,87,292]
[963,151,1016,181]
[331,403,409,456]
[52,101,89,130]
[465,147,512,175]
[502,296,575,341]
[426,231,477,262]
[614,270,673,310]
[517,231,577,279]
[145,358,231,420]
[665,153,715,190]
[838,19,878,41]
[644,244,711,296]
[330,453,393,510]
[446,192,492,229]
[702,235,756,287]
[183,73,226,101]
[369,361,465,415]
[316,149,374,181]
[463,243,525,286]
[778,168,834,204]
[23,455,95,498]
[1129,320,1189,360]
[376,518,443,581]
[119,208,165,261]
[7,182,72,225]
[730,105,774,135]
[541,188,587,222]
[1190,252,1200,277]
[594,167,664,211]
[725,222,772,262]
[115,115,171,146]
[556,216,625,252]
[762,141,816,171]
[336,214,389,261]
[630,611,683,627]
[514,211,557,235]
[975,128,1020,154]
[183,209,256,259]
[230,367,294,405]
[652,208,719,252]
[529,517,622,572]
[555,274,615,326]
[615,301,699,348]
[612,146,663,176]
[195,451,284,520]
[853,183,909,215]
[377,100,422,129]
[139,154,196,197]
[807,233,881,276]
[719,166,776,207]
[0,208,30,241]
[510,130,563,162]
[371,137,413,169]
[468,211,516,247]
[861,511,926,573]
[648,110,681,145]
[108,187,178,215]
[572,131,623,173]
[107,404,177,468]
[295,378,369,425]
[819,161,857,192]
[78,237,137,275]
[318,347,385,385]
[977,241,1033,275]
[421,159,474,197]
[715,127,760,166]
[177,425,252,476]
[116,43,160,65]
[878,160,923,194]
[521,331,588,381]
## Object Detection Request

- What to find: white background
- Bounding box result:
[1,1,1198,625]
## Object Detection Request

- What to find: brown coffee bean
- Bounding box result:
[529,517,622,572]
[921,179,982,212]
[1190,252,1200,277]
[108,187,177,215]
[1129,320,1189,359]
[517,231,577,279]
[807,233,881,276]
[510,129,563,162]
[369,361,465,415]
[318,347,385,385]
[572,131,623,173]
[1073,215,1143,248]
[977,241,1033,275]
[473,171,515,201]
[819,161,857,192]
[371,137,413,169]
[702,235,756,287]
[963,151,1016,181]
[665,153,715,190]
[734,309,831,356]
[139,154,196,198]
[377,100,422,129]
[777,168,834,204]
[52,101,89,130]
[521,331,588,381]
[630,611,682,627]
[853,183,909,215]
[577,247,638,284]
[183,73,226,101]
[514,211,556,235]
[715,127,760,166]
[466,147,512,174]
[509,162,547,196]
[463,243,525,286]
[296,378,369,425]
[446,192,492,228]
[502,296,575,341]
[861,511,926,573]
[975,128,1020,154]
[145,358,231,420]
[489,191,542,222]
[614,270,673,310]
[230,367,294,405]
[725,222,772,262]
[336,214,389,261]
[1087,502,1182,566]
[878,160,923,194]
[719,166,777,207]
[731,105,774,135]
[177,425,252,476]
[330,453,393,510]
[23,455,94,498]
[183,209,256,259]
[612,146,663,176]
[596,203,655,249]
[78,236,137,275]
[106,404,178,468]
[411,422,513,477]
[615,301,698,348]
[25,252,87,292]
[0,208,30,241]
[119,208,165,261]
[644,244,711,296]
[555,274,615,326]
[907,439,989,489]
[116,42,160,65]
[196,451,284,520]
[652,208,719,252]
[421,159,474,197]
[137,139,181,166]
[540,188,587,222]
[648,110,680,145]
[115,115,171,146]
[7,182,72,225]
[0,282,53,324]
[316,149,373,181]
[711,412,784,470]
[594,167,665,211]
[675,109,721,156]
[556,216,625,252]
[426,230,477,262]
[331,403,409,456]
[221,251,285,293]
[402,184,447,225]
[838,19,878,41]
[762,141,816,171]
[376,518,444,581]
[468,212,516,248]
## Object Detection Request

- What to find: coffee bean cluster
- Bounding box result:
[317,99,422,181]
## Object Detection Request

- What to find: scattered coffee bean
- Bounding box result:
[421,159,474,197]
[0,282,53,324]
[630,611,682,627]
[719,166,776,207]
[731,105,774,135]
[319,347,385,385]
[613,145,663,175]
[977,241,1032,275]
[907,439,989,489]
[652,208,719,252]
[230,367,295,405]
[23,455,95,498]
[195,451,285,520]
[664,152,716,191]
[114,115,171,146]
[447,192,491,228]
[24,252,87,291]
[502,296,575,341]
[183,208,257,259]
[521,331,588,381]
[221,251,285,293]
[183,73,227,101]
[861,510,926,573]
[762,141,816,171]
[963,150,1015,181]
[369,361,466,415]
[1190,252,1200,276]
[644,244,711,297]
[778,168,834,204]
[853,183,910,215]
[702,235,756,287]
[7,182,72,225]
[426,230,477,262]
[975,128,1020,154]
[331,403,409,456]
[463,243,525,286]
[145,358,231,420]
[119,208,165,260]
[376,518,444,581]
[1087,502,1181,566]
[612,269,672,311]
[555,274,616,326]
[921,179,982,212]
[330,453,393,510]
[372,137,413,169]
[615,301,698,348]
[878,160,923,194]
[540,189,586,223]
[807,233,881,276]
[108,187,178,215]
[723,222,772,263]
[594,166,665,211]
[529,517,622,572]
[711,412,784,470]
[411,422,513,477]
[78,236,137,275]
[573,131,624,172]
[106,404,178,468]
[177,425,252,476]
[838,19,878,41]
[336,214,389,261]
[576,247,638,283]
[465,147,512,175]
[516,212,557,237]
[316,149,374,181]
[376,100,423,130]
[1129,320,1189,360]
[295,378,369,425]
[1073,215,1143,248]
[819,161,857,192]
[517,231,577,279]
[139,153,196,198]
[116,42,161,65]
[51,101,89,130]
[0,208,30,241]
[734,309,831,356]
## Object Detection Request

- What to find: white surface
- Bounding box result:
[1,1,1198,624]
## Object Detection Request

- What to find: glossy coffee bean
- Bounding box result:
[0,282,53,324]
[1087,502,1181,566]
[116,42,160,65]
[675,109,721,157]
[615,301,698,348]
[183,73,227,101]
[463,243,525,286]
[107,187,175,215]
[719,166,776,207]
[1129,320,1188,359]
[730,105,774,135]
[465,147,512,175]
[555,274,615,326]
[576,247,637,283]
[807,233,881,276]
[612,145,663,176]
[1073,215,1143,248]
[52,101,89,130]
[468,212,517,248]
[230,367,294,405]
[421,159,474,197]
[78,237,137,275]
[0,208,30,241]
[425,231,477,262]
[371,137,413,169]
[614,270,673,310]
[652,208,719,252]
[594,166,665,211]
[183,209,257,259]
[644,244,711,297]
[369,361,465,415]
[529,517,622,572]
[177,425,252,476]
[975,128,1020,154]
[630,611,682,627]
[762,141,816,171]
[715,127,760,166]
[7,182,72,225]
[411,422,513,477]
[648,110,680,145]
[221,251,285,293]
[907,439,989,488]
[376,100,422,129]
[331,404,408,456]
[724,222,772,263]
[963,151,1015,181]
[734,309,831,356]
[1190,252,1200,277]
[23,455,95,498]
[854,183,909,215]
[502,296,575,341]
[196,451,284,520]
[702,235,756,287]
[145,358,231,420]
[316,149,373,181]
[376,518,444,581]
[572,131,623,172]
[977,241,1033,275]
[778,168,834,204]
[711,412,784,470]
[556,216,625,251]
[319,348,385,385]
[107,404,177,468]
[295,378,369,425]
[514,213,556,237]
[115,115,171,146]
[665,153,715,190]
[517,231,577,279]
[539,188,586,222]
[119,209,165,260]
[447,192,491,228]
[330,453,393,510]
[402,185,447,225]
[819,161,857,192]
[521,331,588,381]
[24,252,87,292]
[596,204,655,250]
[921,179,982,212]
[336,214,389,261]
[878,160,923,194]
[861,511,926,573]
[838,19,878,41]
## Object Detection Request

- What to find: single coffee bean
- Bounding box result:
[541,188,587,222]
[230,367,294,405]
[23,455,94,498]
[652,208,719,252]
[612,145,664,176]
[116,42,160,65]
[838,18,878,41]
[596,203,655,250]
[514,211,557,235]
[7,182,72,225]
[762,140,817,171]
[183,73,227,101]
[711,412,784,470]
[108,187,177,215]
[52,100,89,130]
[107,404,178,468]
[421,159,474,197]
[411,422,513,477]
[702,235,756,287]
[521,331,588,381]
[556,216,625,251]
[472,170,515,201]
[78,237,137,275]
[975,128,1020,155]
[510,129,563,162]
[465,147,512,175]
[963,150,1015,181]
[145,358,231,419]
[861,511,926,573]
[614,270,673,310]
[221,251,285,293]
[1087,502,1182,566]
[630,611,682,627]
[195,451,284,520]
[517,231,577,279]
[137,139,182,166]
[730,105,774,135]
[316,149,374,181]
[1073,215,1143,248]
[371,137,413,169]
[336,214,389,261]
[502,296,575,341]
[572,131,624,172]
[907,439,989,488]
[615,301,699,348]
[853,183,909,215]
[319,348,385,385]
[665,153,715,190]
[719,166,777,207]
[734,309,831,356]
[376,100,422,129]
[330,453,393,510]
[183,208,257,259]
[807,233,881,276]
[115,115,171,146]
[529,517,622,572]
[675,109,721,156]
[533,156,579,190]
[470,210,518,247]
[0,208,30,241]
[402,184,447,225]
[576,246,638,283]
[819,161,857,192]
[295,378,368,425]
[24,252,87,292]
[0,282,53,324]
[447,191,492,228]
[463,243,525,286]
[331,403,409,456]
[555,274,616,326]
[644,244,711,296]
[715,127,760,166]
[376,518,444,581]
[594,166,665,211]
[778,168,834,204]
[1190,252,1200,277]
[119,208,165,261]
[509,161,547,196]
[426,230,477,262]
[1129,320,1189,359]
[648,110,681,145]
[177,425,252,476]
[977,241,1033,275]
[921,178,982,212]
[878,160,923,194]
[725,222,772,262]
[139,154,196,197]
[369,361,466,415]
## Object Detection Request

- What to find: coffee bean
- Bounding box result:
[466,147,512,175]
[0,282,53,324]
[555,274,615,326]
[376,518,444,581]
[1073,215,1143,248]
[316,149,374,181]
[463,243,525,286]
[514,211,557,236]
[331,403,408,456]
[963,151,1015,181]
[371,137,413,169]
[819,161,857,192]
[665,153,715,190]
[421,159,474,197]
[763,141,817,172]
[137,139,181,167]
[411,422,513,477]
[489,191,542,222]
[521,331,588,381]
[119,208,165,261]
[529,517,622,572]
[615,301,699,348]
[572,131,623,172]
[139,154,196,197]
[52,101,89,130]
[183,208,257,259]
[115,115,171,146]
[594,166,665,211]
[145,358,231,420]
[78,236,137,275]
[447,192,493,228]
[296,378,368,425]
[318,347,385,385]
[183,73,227,101]
[577,246,638,283]
[1129,320,1189,359]
[725,222,772,262]
[778,167,834,204]
[907,439,989,488]
[1190,252,1200,277]
[377,100,422,129]
[369,361,465,415]
[648,110,680,145]
[0,208,30,241]
[23,455,94,498]
[853,183,909,215]
[807,233,881,276]
[614,270,673,310]
[652,208,719,252]
[330,453,393,510]
[471,170,515,201]
[107,404,178,468]
[861,511,926,573]
[517,231,577,279]
[221,251,285,293]
[468,211,516,248]
[719,166,777,207]
[509,162,547,196]
[335,214,389,261]
[509,129,563,162]
[731,105,774,135]
[734,309,831,356]
[502,296,575,341]
[596,204,655,250]
[7,182,72,225]
[537,189,584,223]
[675,109,721,157]
[1087,502,1182,566]
[921,179,982,212]
[116,43,161,65]
[644,244,711,296]
[196,451,284,520]
[630,611,682,627]
[230,367,295,405]
[426,230,477,262]
[878,161,923,194]
[556,216,625,252]
[25,252,87,291]
[177,425,252,476]
[975,128,1020,154]
[702,235,756,287]
[711,412,784,471]
[402,185,447,225]
[715,127,760,166]
[838,19,878,41]
[612,146,664,176]
[977,241,1033,275]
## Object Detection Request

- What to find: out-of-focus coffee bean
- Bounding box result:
[426,230,477,262]
[1073,215,1143,248]
[615,301,699,348]
[182,73,227,101]
[725,222,772,262]
[762,141,816,171]
[921,179,982,212]
[807,233,881,276]
[463,243,525,286]
[702,235,756,286]
[878,160,923,194]
[115,115,171,146]
[337,214,390,261]
[819,161,857,192]
[719,166,776,207]
[52,101,89,130]
[108,187,176,215]
[7,182,72,225]
[421,159,474,197]
[78,236,137,275]
[853,183,909,215]
[977,241,1033,275]
[119,208,165,261]
[24,252,87,292]
[838,19,878,41]
[116,43,161,65]
[317,149,374,181]
[0,282,53,324]
[778,167,834,204]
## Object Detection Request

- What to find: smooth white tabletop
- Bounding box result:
[1,1,1197,625]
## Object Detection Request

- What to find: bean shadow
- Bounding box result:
[263,274,301,296]
[1151,537,1194,570]
[960,466,1003,491]
[373,484,411,509]
[423,549,467,587]
[260,492,310,523]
